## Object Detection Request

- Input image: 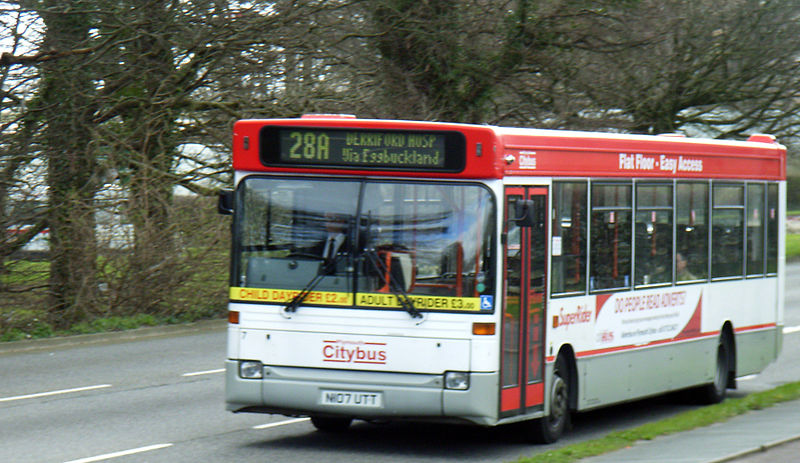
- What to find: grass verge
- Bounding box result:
[0,312,222,342]
[516,381,800,463]
[787,233,800,261]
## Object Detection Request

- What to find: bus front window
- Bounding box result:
[359,182,495,302]
[235,178,360,292]
[234,178,496,313]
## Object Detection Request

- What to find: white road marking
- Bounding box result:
[62,443,173,463]
[737,374,758,381]
[181,368,225,377]
[253,417,310,430]
[0,384,112,403]
[783,325,800,334]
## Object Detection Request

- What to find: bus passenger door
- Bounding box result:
[501,187,547,416]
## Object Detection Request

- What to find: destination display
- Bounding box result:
[260,126,466,171]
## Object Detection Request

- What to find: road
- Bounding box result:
[2,264,799,463]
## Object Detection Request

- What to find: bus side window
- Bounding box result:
[551,182,587,295]
[766,183,779,274]
[634,183,673,286]
[590,183,632,291]
[676,182,709,282]
[712,184,745,279]
[746,183,766,276]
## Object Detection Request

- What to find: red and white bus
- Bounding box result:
[221,115,784,442]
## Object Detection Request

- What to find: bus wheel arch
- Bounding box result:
[699,323,735,404]
[557,344,579,411]
[722,322,737,389]
[531,345,577,443]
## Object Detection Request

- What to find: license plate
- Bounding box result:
[320,389,383,408]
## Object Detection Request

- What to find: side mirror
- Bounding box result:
[217,189,234,215]
[513,199,536,227]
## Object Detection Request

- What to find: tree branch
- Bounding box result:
[0,46,96,67]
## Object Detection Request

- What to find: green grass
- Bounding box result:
[515,381,800,463]
[787,233,800,260]
[68,314,161,335]
[0,312,220,342]
[0,260,49,285]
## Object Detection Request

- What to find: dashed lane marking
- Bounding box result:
[253,417,310,430]
[0,384,112,403]
[63,443,173,463]
[181,368,225,377]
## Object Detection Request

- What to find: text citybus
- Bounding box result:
[221,115,784,442]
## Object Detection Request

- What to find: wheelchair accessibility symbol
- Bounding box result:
[480,295,493,311]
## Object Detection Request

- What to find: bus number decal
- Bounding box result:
[288,131,330,160]
[289,132,302,158]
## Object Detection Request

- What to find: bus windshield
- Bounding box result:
[234,177,496,313]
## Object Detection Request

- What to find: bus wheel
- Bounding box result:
[700,334,731,404]
[310,415,353,432]
[531,354,571,443]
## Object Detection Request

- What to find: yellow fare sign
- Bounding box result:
[230,287,482,311]
[230,287,353,306]
[356,293,481,311]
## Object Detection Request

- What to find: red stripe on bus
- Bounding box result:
[575,334,718,358]
[548,323,777,360]
[735,323,777,332]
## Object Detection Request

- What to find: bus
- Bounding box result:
[221,115,784,442]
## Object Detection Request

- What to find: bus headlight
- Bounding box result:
[239,360,263,379]
[444,371,469,390]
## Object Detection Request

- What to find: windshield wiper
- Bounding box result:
[283,253,345,314]
[283,273,323,314]
[364,250,422,319]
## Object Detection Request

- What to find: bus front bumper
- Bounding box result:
[224,360,498,426]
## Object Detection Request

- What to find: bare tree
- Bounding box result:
[363,0,521,122]
[0,5,47,269]
[32,0,103,326]
[4,0,800,337]
[533,0,800,137]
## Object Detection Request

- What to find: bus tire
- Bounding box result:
[699,333,732,404]
[531,353,571,443]
[310,415,353,432]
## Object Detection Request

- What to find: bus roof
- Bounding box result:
[233,117,786,181]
